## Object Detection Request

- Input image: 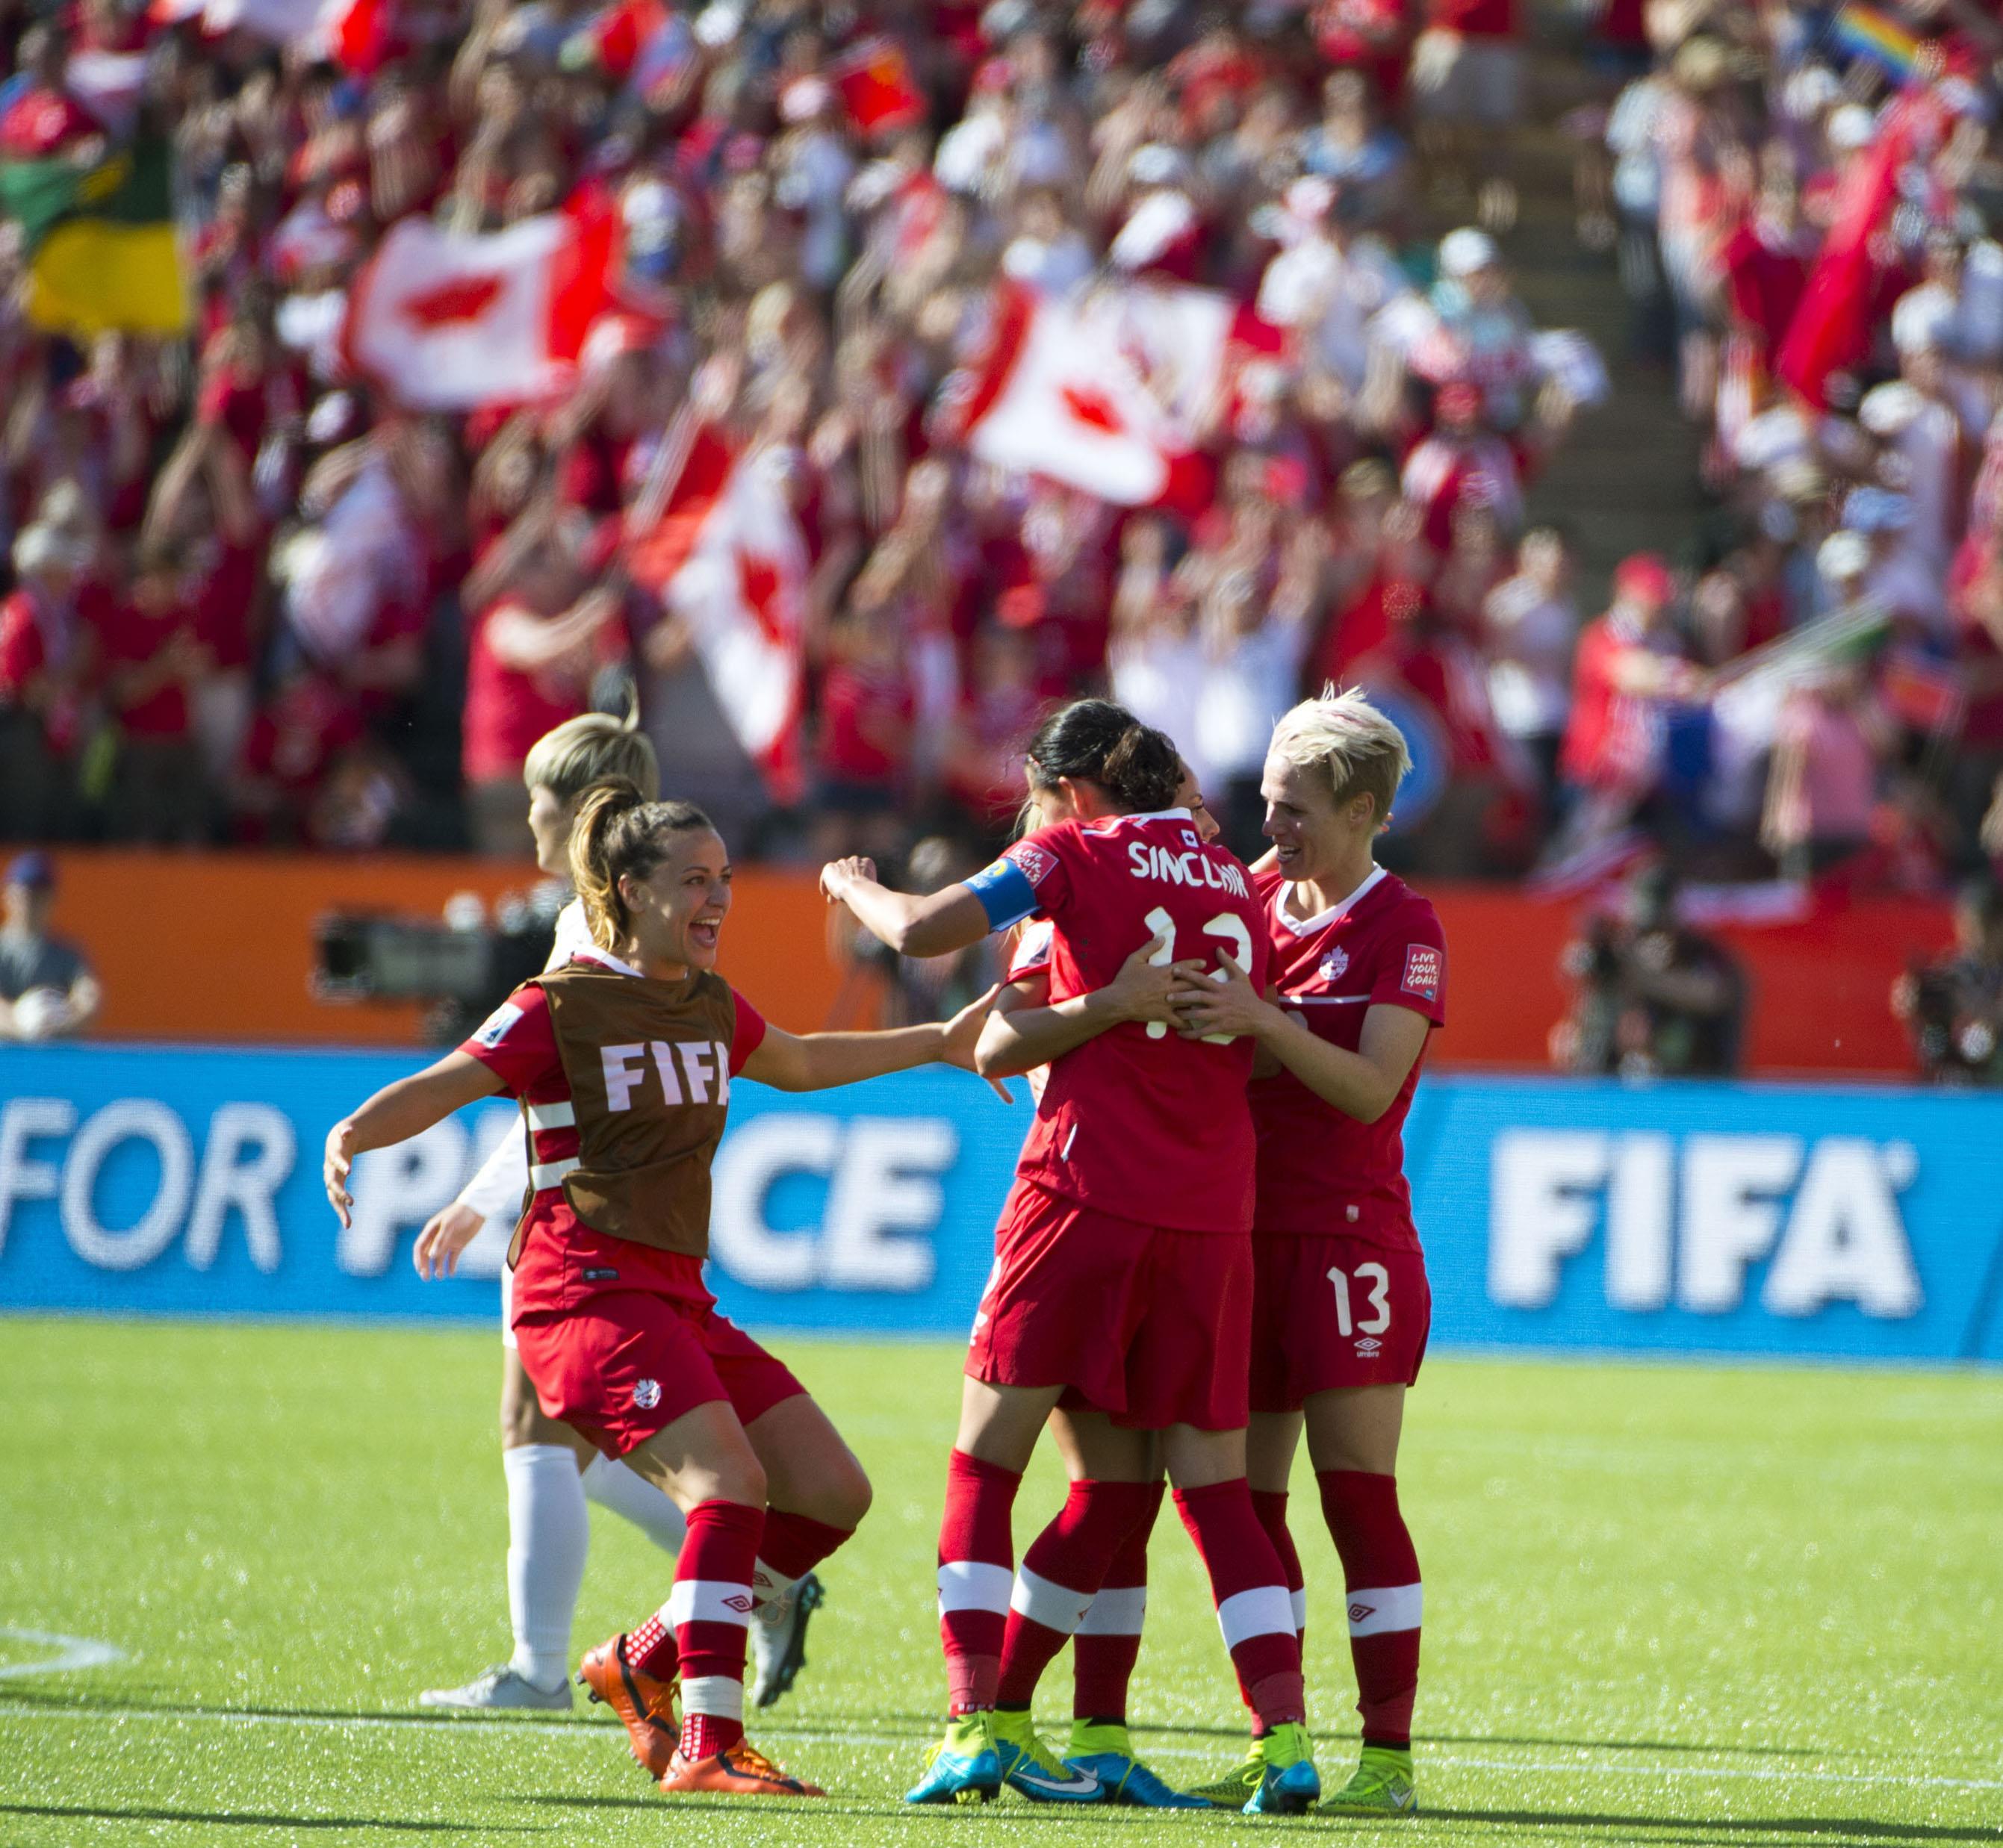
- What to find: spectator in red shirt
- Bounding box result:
[814,598,916,862]
[0,25,102,160]
[98,542,209,844]
[462,508,622,855]
[0,523,96,841]
[1559,552,1704,853]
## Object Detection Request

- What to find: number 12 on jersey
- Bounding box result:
[1141,905,1254,1043]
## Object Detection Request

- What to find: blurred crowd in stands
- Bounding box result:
[3,0,2003,903]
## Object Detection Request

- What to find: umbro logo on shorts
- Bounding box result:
[1355,1336,1382,1356]
[633,1378,662,1410]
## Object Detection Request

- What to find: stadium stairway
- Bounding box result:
[1441,22,1709,602]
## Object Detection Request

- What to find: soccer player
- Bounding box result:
[822,700,1320,1817]
[409,711,730,1716]
[326,780,996,1799]
[1170,688,1444,1817]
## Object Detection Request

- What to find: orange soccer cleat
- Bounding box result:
[576,1634,680,1779]
[657,1740,827,1798]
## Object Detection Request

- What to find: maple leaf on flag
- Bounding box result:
[401,273,504,330]
[1059,383,1125,435]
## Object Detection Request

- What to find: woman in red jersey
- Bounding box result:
[1171,686,1445,1817]
[324,780,994,1803]
[822,699,1320,1817]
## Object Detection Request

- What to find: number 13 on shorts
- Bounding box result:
[1328,1261,1391,1337]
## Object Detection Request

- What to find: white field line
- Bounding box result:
[0,1630,127,1679]
[0,1699,1997,1795]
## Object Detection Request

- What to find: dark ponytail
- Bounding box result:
[569,777,715,951]
[1023,698,1181,819]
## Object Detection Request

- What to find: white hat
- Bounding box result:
[1859,381,1925,437]
[779,76,832,124]
[1783,64,1842,120]
[1438,226,1498,278]
[1827,104,1877,152]
[1817,530,1871,580]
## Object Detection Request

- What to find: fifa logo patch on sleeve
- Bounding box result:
[1402,945,1441,999]
[1009,842,1055,886]
[473,1001,523,1048]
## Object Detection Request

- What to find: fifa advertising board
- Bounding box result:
[1,1046,1999,1363]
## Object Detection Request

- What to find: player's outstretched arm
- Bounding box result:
[740,985,1005,1093]
[974,939,1206,1078]
[819,855,993,959]
[325,1052,506,1229]
[1171,956,1430,1124]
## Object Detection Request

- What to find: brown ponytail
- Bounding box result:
[568,778,715,951]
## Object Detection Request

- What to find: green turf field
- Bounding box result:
[1,1319,1999,1847]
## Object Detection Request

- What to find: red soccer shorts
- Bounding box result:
[966,1180,1252,1431]
[509,1215,803,1458]
[1248,1232,1431,1415]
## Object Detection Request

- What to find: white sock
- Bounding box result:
[580,1453,689,1555]
[503,1444,589,1691]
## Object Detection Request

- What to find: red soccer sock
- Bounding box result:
[1250,1488,1307,1654]
[1317,1469,1421,1749]
[1073,1481,1164,1722]
[753,1509,852,1608]
[937,1449,1022,1714]
[669,1498,763,1760]
[997,1479,1156,1708]
[1174,1479,1305,1731]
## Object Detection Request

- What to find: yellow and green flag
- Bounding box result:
[0,135,188,337]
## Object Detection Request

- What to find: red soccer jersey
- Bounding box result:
[997,810,1267,1234]
[1248,864,1447,1247]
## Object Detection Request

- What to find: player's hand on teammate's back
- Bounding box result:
[1103,936,1207,1028]
[819,856,878,903]
[323,1121,358,1229]
[1170,952,1283,1044]
[940,983,1014,1100]
[414,1202,488,1281]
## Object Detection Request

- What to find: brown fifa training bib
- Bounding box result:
[524,962,742,1262]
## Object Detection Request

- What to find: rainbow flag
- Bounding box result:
[1830,3,1921,81]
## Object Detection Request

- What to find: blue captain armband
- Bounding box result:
[963,857,1040,933]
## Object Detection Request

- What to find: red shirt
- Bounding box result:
[462,600,592,785]
[1561,611,1660,791]
[461,962,768,1295]
[996,810,1267,1234]
[96,599,190,738]
[818,656,915,785]
[191,540,262,671]
[0,87,96,156]
[1249,865,1447,1247]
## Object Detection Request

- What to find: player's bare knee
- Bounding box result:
[821,1457,872,1531]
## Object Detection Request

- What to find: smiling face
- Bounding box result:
[618,828,733,973]
[1261,752,1379,883]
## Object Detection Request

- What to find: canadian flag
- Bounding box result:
[628,440,808,803]
[949,283,1203,508]
[1084,281,1285,440]
[340,202,618,411]
[153,0,388,68]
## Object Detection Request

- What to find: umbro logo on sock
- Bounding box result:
[1348,1601,1376,1623]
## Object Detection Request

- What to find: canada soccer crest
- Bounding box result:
[1318,947,1350,983]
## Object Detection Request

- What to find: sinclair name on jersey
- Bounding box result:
[1125,836,1251,896]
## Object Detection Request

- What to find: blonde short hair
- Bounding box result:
[1268,685,1412,825]
[522,706,659,804]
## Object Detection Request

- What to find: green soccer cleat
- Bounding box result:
[990,1708,1102,1802]
[904,1711,1003,1805]
[1243,1722,1321,1815]
[1184,1738,1265,1808]
[1321,1744,1418,1815]
[1065,1721,1209,1808]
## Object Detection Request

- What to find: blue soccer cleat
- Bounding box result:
[1243,1722,1321,1815]
[905,1711,1003,1805]
[1066,1721,1208,1808]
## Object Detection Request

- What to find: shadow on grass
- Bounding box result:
[872,1708,1832,1761]
[0,1688,594,1732]
[0,1801,538,1832]
[1421,1806,2003,1844]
